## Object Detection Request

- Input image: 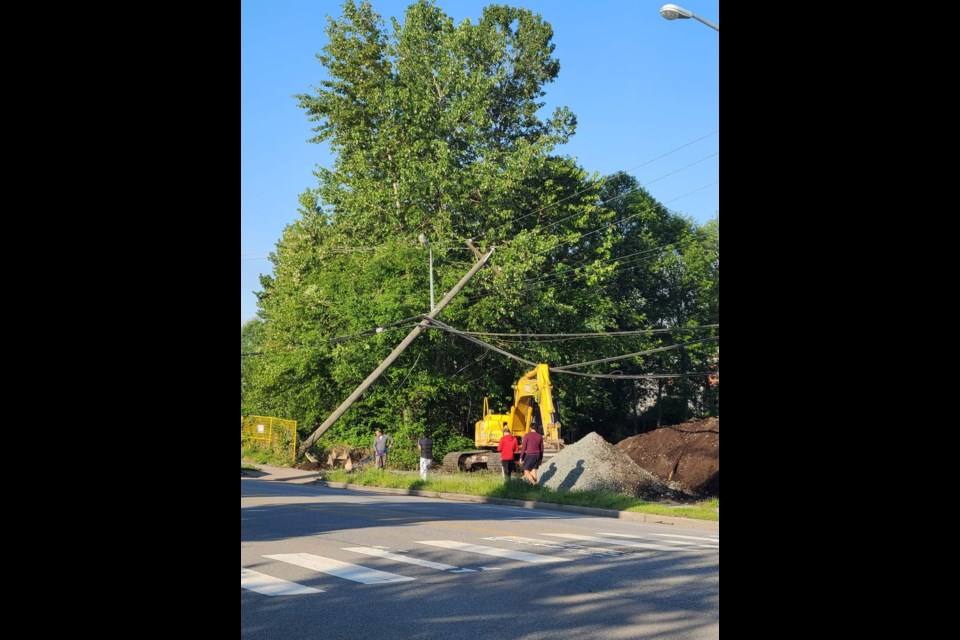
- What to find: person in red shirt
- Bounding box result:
[496,423,520,479]
[519,425,544,485]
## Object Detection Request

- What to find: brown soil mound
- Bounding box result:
[616,417,719,497]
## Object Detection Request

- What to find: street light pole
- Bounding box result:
[659,4,719,32]
[418,233,435,311]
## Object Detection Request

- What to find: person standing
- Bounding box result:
[373,428,394,470]
[417,431,433,480]
[519,425,544,485]
[496,423,519,479]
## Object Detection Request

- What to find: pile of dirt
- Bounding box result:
[615,417,719,497]
[537,432,679,500]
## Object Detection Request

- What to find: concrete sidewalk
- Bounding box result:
[241,462,719,532]
[240,463,321,485]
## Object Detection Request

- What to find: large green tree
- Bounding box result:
[244,1,719,462]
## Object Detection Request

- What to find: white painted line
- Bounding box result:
[240,568,322,596]
[544,533,683,551]
[342,547,476,572]
[264,553,415,584]
[416,540,572,563]
[486,535,624,557]
[485,536,570,550]
[650,533,719,542]
[598,533,718,548]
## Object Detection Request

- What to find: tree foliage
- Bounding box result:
[241,1,719,463]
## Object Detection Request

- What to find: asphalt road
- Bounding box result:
[242,478,719,640]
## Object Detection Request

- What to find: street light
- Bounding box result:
[659,4,719,32]
[417,233,435,312]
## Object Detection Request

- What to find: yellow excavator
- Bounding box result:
[442,363,564,472]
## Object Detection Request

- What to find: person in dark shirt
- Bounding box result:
[417,432,433,480]
[519,425,544,485]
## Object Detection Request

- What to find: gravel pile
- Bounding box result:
[537,432,675,500]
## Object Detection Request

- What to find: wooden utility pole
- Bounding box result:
[466,239,502,274]
[300,247,495,454]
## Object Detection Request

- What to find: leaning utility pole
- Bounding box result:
[300,247,495,454]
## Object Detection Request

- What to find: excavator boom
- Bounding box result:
[444,364,564,472]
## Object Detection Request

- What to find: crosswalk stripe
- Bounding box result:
[650,533,719,543]
[342,546,476,572]
[485,535,625,557]
[240,568,322,595]
[544,533,684,551]
[416,540,573,563]
[598,533,718,549]
[264,553,416,584]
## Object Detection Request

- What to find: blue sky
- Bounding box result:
[241,0,719,325]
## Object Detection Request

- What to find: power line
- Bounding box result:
[460,241,678,306]
[527,152,719,242]
[552,369,717,380]
[328,315,423,343]
[425,317,538,368]
[503,243,675,292]
[423,317,716,380]
[464,324,718,338]
[552,337,719,371]
[459,170,716,304]
[474,132,719,245]
[621,131,718,175]
[242,173,716,295]
[664,181,719,205]
[457,152,717,281]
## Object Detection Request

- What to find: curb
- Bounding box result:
[317,481,719,532]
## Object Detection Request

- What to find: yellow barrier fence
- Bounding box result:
[241,415,298,465]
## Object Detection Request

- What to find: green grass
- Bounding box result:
[241,463,260,471]
[321,468,719,522]
[241,445,294,467]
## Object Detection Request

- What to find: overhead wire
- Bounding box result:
[551,337,719,371]
[328,315,423,343]
[663,180,719,205]
[522,152,719,243]
[506,243,674,291]
[423,317,717,380]
[460,241,677,306]
[458,177,720,302]
[454,171,716,306]
[244,134,718,356]
[244,132,718,329]
[425,317,538,368]
[458,150,718,276]
[553,369,716,380]
[471,132,719,245]
[465,324,718,338]
[405,136,717,264]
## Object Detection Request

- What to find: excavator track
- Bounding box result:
[442,450,492,473]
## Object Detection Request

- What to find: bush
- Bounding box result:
[241,444,291,467]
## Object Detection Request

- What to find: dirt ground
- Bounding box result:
[615,417,719,497]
